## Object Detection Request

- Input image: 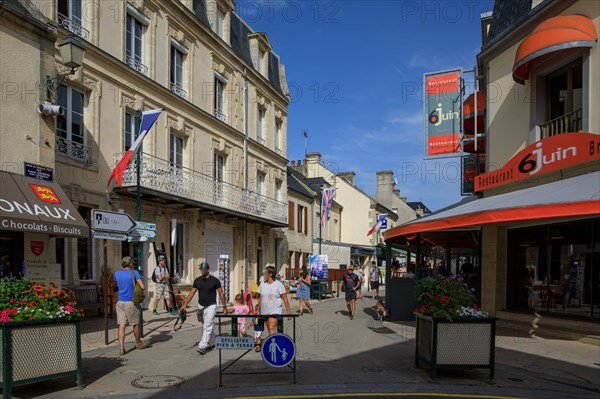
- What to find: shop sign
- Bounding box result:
[424,69,463,159]
[30,240,45,256]
[24,163,53,182]
[475,132,600,191]
[462,154,485,195]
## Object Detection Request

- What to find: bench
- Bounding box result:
[311,282,336,300]
[75,285,102,317]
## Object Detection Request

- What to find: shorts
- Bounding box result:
[155,283,170,299]
[370,281,379,290]
[345,290,357,302]
[254,317,265,332]
[116,301,140,326]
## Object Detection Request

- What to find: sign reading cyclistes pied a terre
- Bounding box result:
[423,69,463,159]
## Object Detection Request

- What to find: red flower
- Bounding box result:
[29,301,37,307]
[9,299,14,304]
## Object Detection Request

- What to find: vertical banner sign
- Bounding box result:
[461,154,485,196]
[424,69,463,158]
[309,254,328,280]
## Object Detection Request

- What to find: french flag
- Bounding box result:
[367,213,388,236]
[107,109,163,189]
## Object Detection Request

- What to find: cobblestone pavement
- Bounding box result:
[12,289,600,399]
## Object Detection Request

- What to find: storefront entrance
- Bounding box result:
[0,231,24,278]
[508,218,599,319]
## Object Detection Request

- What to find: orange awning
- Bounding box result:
[384,172,600,243]
[463,89,485,135]
[513,15,597,84]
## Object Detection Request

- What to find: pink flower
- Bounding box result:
[64,305,76,313]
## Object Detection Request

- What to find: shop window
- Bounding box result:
[55,237,66,281]
[508,219,599,319]
[0,231,24,278]
[77,206,94,280]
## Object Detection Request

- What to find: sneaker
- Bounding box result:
[197,347,207,355]
[350,315,354,320]
[169,310,178,316]
[152,310,160,316]
[136,341,151,350]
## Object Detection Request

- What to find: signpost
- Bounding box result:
[92,231,128,241]
[92,210,136,233]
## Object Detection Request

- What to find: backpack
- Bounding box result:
[151,268,158,283]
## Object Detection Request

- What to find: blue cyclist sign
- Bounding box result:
[261,333,295,368]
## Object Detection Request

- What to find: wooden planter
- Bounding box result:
[414,313,496,383]
[1,319,83,399]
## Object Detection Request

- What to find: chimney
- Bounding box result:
[337,171,356,186]
[291,160,296,166]
[304,152,322,178]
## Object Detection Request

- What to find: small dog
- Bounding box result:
[375,300,390,321]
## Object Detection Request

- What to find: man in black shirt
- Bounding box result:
[182,262,228,354]
[339,264,361,320]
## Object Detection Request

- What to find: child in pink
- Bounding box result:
[232,294,250,336]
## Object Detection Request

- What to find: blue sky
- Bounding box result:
[238,0,493,211]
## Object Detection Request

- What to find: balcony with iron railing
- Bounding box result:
[113,152,287,225]
[125,51,148,75]
[170,82,187,99]
[57,13,89,40]
[539,108,582,138]
[56,137,89,163]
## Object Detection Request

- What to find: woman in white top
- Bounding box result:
[255,266,292,350]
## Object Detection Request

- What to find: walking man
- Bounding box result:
[113,256,151,356]
[152,255,177,316]
[181,262,228,355]
[353,263,364,299]
[369,261,382,299]
[339,264,361,320]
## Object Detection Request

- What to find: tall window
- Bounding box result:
[274,120,282,152]
[56,84,87,162]
[257,172,265,196]
[542,59,583,137]
[257,107,265,144]
[215,9,224,38]
[169,134,184,168]
[275,180,282,202]
[170,41,187,98]
[125,13,147,75]
[214,76,226,122]
[124,111,137,151]
[214,153,224,182]
[288,201,295,230]
[57,0,88,39]
[257,50,264,74]
[297,205,305,234]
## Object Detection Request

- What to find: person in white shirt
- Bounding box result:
[255,266,292,351]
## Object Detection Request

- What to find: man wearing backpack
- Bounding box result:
[152,255,177,316]
[114,256,150,355]
[339,264,361,320]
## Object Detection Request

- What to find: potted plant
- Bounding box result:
[414,274,496,383]
[0,278,84,399]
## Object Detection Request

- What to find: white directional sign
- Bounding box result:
[215,336,255,350]
[127,236,148,242]
[129,228,156,238]
[136,221,157,231]
[92,231,128,241]
[92,210,136,233]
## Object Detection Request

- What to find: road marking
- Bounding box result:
[227,393,531,399]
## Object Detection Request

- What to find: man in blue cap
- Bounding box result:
[181,262,228,354]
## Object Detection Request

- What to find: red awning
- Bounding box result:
[513,15,597,84]
[384,172,600,243]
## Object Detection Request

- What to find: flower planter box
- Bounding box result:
[414,313,496,383]
[1,319,83,399]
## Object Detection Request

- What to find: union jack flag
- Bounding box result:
[320,188,336,228]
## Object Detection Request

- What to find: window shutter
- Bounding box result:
[297,206,302,233]
[303,207,308,234]
[288,201,294,230]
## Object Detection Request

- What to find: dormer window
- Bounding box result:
[258,50,265,74]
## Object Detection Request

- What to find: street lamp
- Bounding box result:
[41,35,85,115]
[46,35,85,93]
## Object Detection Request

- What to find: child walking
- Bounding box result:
[232,294,250,336]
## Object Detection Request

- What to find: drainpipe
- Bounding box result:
[243,68,249,289]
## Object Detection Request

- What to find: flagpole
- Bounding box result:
[135,109,144,338]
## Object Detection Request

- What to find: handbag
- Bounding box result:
[131,269,145,305]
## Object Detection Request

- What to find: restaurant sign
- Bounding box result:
[475,132,600,192]
[424,69,462,159]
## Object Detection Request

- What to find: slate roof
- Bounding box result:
[484,0,553,50]
[287,168,314,200]
[406,201,433,214]
[303,177,330,191]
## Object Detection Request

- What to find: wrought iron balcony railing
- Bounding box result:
[57,13,89,40]
[539,108,582,138]
[214,109,227,123]
[126,52,148,75]
[56,136,89,163]
[113,152,287,224]
[170,82,187,99]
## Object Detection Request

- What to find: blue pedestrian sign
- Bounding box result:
[261,333,295,368]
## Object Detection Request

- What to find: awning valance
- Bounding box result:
[384,172,600,242]
[513,15,597,84]
[0,171,89,237]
